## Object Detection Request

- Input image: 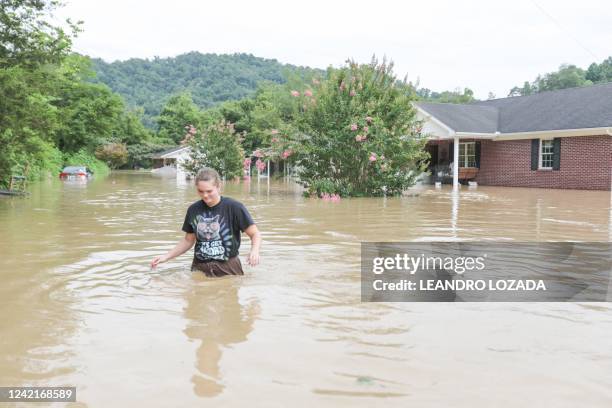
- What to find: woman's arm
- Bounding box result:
[244,224,261,266]
[150,232,196,269]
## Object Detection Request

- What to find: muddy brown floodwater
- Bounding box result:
[1,172,611,407]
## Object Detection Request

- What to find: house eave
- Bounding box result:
[157,146,190,159]
[426,127,612,141]
[492,127,612,141]
[414,105,456,136]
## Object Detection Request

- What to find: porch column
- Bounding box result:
[453,135,459,190]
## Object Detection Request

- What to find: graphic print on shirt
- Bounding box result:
[194,214,234,261]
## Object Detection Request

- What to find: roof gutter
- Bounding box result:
[493,126,612,141]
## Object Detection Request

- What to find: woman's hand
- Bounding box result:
[244,225,261,267]
[246,251,260,267]
[150,254,169,269]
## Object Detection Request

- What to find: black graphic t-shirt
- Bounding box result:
[182,196,255,262]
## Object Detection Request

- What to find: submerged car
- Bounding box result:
[59,166,93,179]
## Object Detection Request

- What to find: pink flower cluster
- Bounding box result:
[355,134,367,142]
[304,89,313,97]
[365,116,373,123]
[350,123,358,131]
[291,90,300,97]
[349,90,356,97]
[243,158,251,169]
[254,150,264,158]
[255,159,266,172]
[271,129,279,135]
[281,149,293,159]
[369,152,387,164]
[321,193,341,202]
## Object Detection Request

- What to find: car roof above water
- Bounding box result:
[62,166,88,173]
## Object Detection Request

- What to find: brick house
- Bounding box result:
[416,83,612,191]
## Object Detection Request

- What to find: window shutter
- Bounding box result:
[475,141,481,168]
[449,142,454,162]
[552,138,561,170]
[530,139,539,171]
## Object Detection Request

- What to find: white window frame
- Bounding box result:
[539,139,554,170]
[458,142,476,168]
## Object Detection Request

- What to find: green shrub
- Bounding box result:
[95,143,128,169]
[183,121,245,179]
[285,57,429,196]
[64,149,109,176]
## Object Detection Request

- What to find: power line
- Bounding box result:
[530,0,599,60]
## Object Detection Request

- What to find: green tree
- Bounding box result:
[183,121,245,179]
[586,57,612,83]
[0,0,153,187]
[54,80,125,152]
[508,81,535,97]
[95,142,128,169]
[0,63,64,184]
[0,0,80,186]
[507,62,606,96]
[283,57,429,197]
[415,87,475,103]
[0,0,81,68]
[114,107,153,145]
[535,64,591,92]
[156,92,201,143]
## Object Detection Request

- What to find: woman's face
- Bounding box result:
[196,180,221,206]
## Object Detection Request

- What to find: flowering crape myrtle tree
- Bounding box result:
[182,122,245,180]
[285,58,429,197]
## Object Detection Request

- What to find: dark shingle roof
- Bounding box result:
[417,82,612,133]
[416,103,499,133]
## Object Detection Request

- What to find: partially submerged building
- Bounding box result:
[416,83,612,190]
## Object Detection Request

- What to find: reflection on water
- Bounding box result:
[0,172,611,407]
[184,277,258,397]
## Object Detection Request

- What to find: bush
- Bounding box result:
[285,57,429,196]
[0,138,64,188]
[30,142,64,180]
[183,121,245,179]
[305,178,353,197]
[95,143,128,169]
[64,149,109,176]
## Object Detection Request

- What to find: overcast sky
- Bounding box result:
[56,0,612,99]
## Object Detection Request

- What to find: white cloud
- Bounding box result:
[55,0,612,99]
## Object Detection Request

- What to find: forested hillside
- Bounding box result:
[91,53,323,127]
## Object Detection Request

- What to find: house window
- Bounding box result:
[458,142,476,167]
[539,139,554,169]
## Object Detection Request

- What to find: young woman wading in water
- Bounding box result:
[150,167,261,276]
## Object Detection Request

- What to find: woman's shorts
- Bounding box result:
[191,256,244,277]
